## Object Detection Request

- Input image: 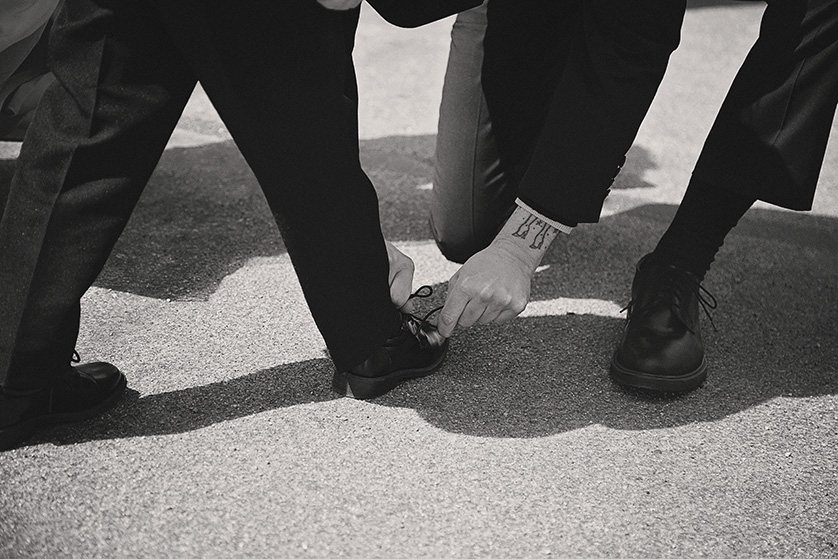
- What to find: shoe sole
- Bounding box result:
[0,373,127,451]
[332,340,450,400]
[609,354,707,393]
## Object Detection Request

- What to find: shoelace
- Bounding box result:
[623,268,718,332]
[406,285,444,324]
[404,286,446,348]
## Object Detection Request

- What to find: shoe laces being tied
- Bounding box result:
[623,264,718,333]
[404,285,446,348]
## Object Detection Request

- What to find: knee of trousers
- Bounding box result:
[428,213,496,264]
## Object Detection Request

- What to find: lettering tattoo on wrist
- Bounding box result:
[512,214,557,250]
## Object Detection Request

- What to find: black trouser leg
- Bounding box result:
[155,1,400,371]
[0,0,196,389]
[694,0,838,210]
[652,0,838,281]
[652,178,756,281]
[485,0,687,225]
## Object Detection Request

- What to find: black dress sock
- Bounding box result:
[651,176,756,281]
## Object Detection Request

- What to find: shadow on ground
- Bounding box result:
[1,134,659,300]
[0,134,657,301]
[5,133,836,445]
[21,202,838,447]
[381,202,838,436]
[80,135,448,301]
[22,358,340,447]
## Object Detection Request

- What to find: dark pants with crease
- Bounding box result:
[431,0,687,262]
[695,0,838,210]
[0,0,399,390]
[431,0,838,263]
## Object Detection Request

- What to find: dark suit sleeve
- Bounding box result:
[484,0,686,226]
[366,0,482,28]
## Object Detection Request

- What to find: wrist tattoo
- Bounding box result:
[512,214,556,250]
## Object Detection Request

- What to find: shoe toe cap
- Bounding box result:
[616,328,704,378]
[75,362,125,393]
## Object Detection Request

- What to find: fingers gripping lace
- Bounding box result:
[404,286,446,349]
[407,285,444,324]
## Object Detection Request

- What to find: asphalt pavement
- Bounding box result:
[1,2,836,558]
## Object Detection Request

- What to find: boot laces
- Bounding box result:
[406,285,444,324]
[403,286,445,348]
[622,267,718,332]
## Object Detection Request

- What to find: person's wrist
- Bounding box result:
[491,236,543,275]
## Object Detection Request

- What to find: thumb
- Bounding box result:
[390,267,414,311]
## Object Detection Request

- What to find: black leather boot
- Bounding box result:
[1,361,127,450]
[610,255,716,392]
[333,311,449,400]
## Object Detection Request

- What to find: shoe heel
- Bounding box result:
[332,371,396,400]
[0,423,38,452]
[332,337,450,400]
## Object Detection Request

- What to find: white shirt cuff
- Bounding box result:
[515,199,574,234]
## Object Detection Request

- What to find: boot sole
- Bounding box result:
[0,373,127,451]
[609,355,707,393]
[332,340,450,400]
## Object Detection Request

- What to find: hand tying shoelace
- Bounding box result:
[331,285,450,399]
[405,285,447,346]
[406,285,444,321]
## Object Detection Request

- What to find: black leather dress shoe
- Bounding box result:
[0,361,127,451]
[610,255,716,393]
[332,311,449,400]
